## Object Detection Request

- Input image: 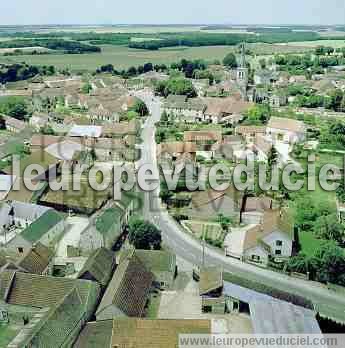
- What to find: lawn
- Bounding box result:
[299,231,324,257]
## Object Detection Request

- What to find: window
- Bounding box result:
[18,247,24,254]
[276,240,283,247]
[203,306,212,313]
[275,250,282,255]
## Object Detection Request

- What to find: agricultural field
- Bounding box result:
[0,42,315,71]
[280,39,345,48]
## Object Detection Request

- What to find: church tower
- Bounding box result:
[236,43,249,100]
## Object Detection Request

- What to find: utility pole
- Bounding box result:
[202,224,207,268]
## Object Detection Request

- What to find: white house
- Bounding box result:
[266,117,305,144]
[224,209,293,265]
[162,95,206,123]
[0,201,65,254]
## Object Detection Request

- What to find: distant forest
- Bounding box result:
[0,29,345,53]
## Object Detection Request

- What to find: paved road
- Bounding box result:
[135,90,345,321]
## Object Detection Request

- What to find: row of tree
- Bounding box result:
[0,63,55,84]
[128,31,323,50]
[0,39,100,54]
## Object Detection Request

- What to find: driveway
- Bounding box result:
[56,216,90,257]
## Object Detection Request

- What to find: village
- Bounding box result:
[0,31,345,346]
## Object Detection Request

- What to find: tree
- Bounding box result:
[131,100,149,116]
[287,253,316,274]
[128,218,162,250]
[100,64,114,73]
[217,214,232,231]
[313,241,345,286]
[328,89,344,112]
[81,82,92,94]
[244,105,271,125]
[267,146,278,167]
[223,53,237,68]
[313,214,344,244]
[259,58,266,69]
[0,97,28,120]
[143,62,153,73]
[127,66,137,77]
[155,78,197,98]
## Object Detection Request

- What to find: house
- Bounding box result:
[121,248,177,290]
[224,209,294,265]
[269,92,288,108]
[0,270,100,348]
[68,125,103,138]
[289,75,308,84]
[2,115,26,133]
[88,104,119,123]
[235,125,266,143]
[252,134,273,162]
[79,193,137,251]
[29,113,50,130]
[223,281,322,334]
[162,95,206,123]
[0,201,51,239]
[95,255,154,320]
[77,247,115,288]
[74,318,211,348]
[102,119,140,138]
[5,207,66,254]
[204,97,253,124]
[266,117,306,144]
[1,149,60,181]
[199,266,226,314]
[0,175,16,201]
[157,142,197,163]
[15,242,54,275]
[184,130,222,145]
[40,180,111,215]
[254,69,278,86]
[241,196,275,224]
[182,187,243,221]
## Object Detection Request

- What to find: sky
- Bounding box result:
[1,0,345,26]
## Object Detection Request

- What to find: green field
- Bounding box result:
[0,45,236,71]
[281,39,345,48]
[0,42,315,71]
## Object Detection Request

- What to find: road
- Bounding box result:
[135,90,345,322]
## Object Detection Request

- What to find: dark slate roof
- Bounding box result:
[77,247,115,287]
[21,210,64,243]
[132,249,176,274]
[111,319,212,348]
[199,266,223,295]
[0,270,100,312]
[16,242,54,274]
[74,320,114,348]
[8,288,86,348]
[96,256,154,318]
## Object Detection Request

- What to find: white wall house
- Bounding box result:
[266,117,305,145]
[224,210,293,266]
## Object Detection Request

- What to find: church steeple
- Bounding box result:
[236,42,249,100]
[239,42,246,68]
